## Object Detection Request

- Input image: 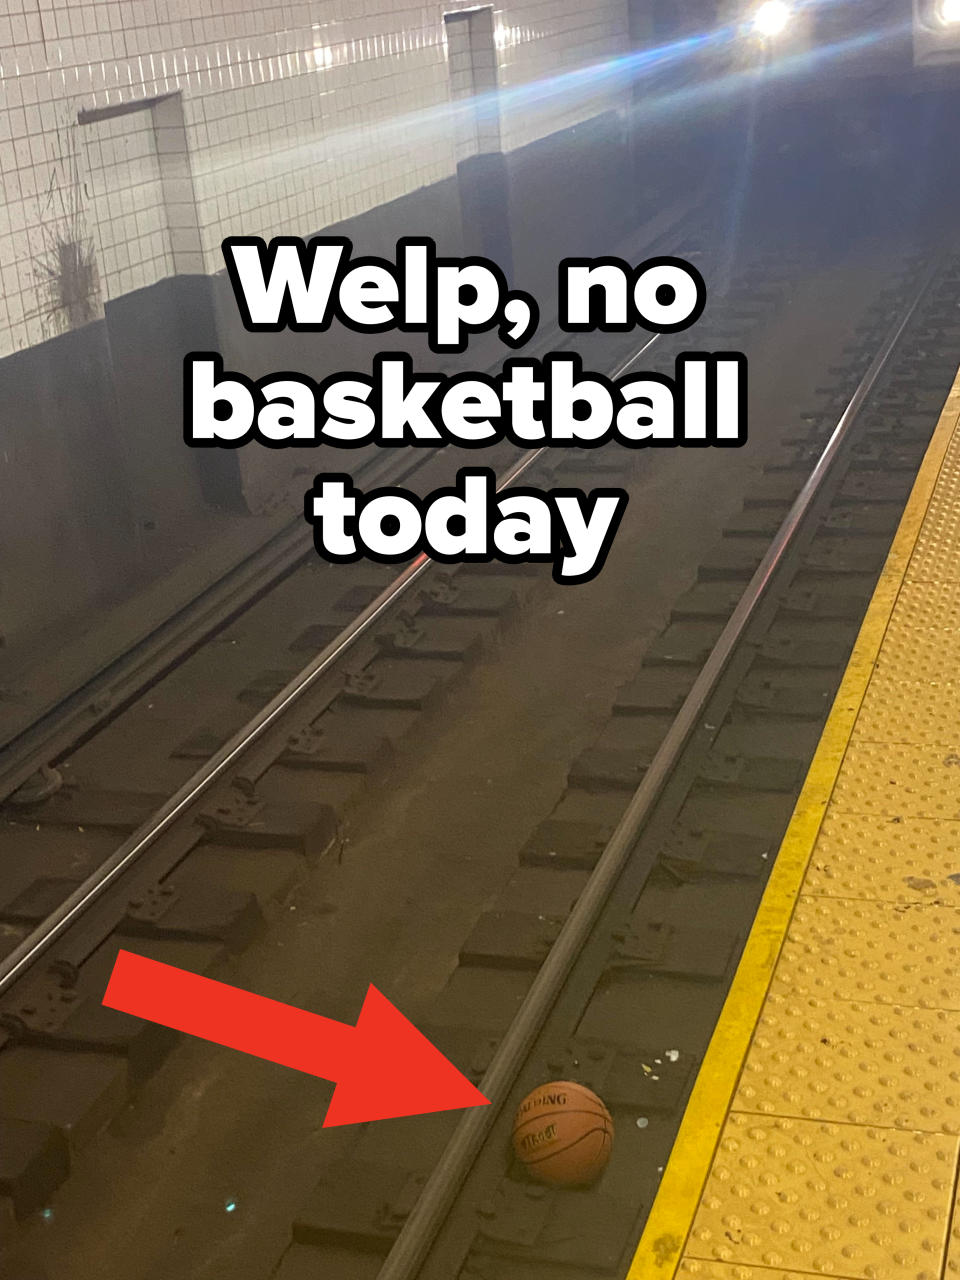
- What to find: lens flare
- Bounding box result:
[939,0,960,23]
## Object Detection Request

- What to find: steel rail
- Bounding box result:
[0,338,657,998]
[374,259,942,1280]
[0,429,441,805]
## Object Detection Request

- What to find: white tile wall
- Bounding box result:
[0,0,630,359]
[446,7,501,162]
[83,107,173,300]
[496,0,630,151]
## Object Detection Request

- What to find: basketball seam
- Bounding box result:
[514,1108,611,1124]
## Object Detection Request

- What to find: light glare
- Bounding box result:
[753,0,791,36]
[939,0,960,23]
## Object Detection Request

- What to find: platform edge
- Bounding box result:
[625,366,960,1278]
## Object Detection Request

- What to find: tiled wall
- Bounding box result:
[495,0,632,151]
[82,106,174,301]
[0,0,630,360]
[446,8,501,163]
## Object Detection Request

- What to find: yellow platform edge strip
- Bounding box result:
[626,369,960,1279]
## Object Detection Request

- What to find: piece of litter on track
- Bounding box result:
[636,1117,649,1129]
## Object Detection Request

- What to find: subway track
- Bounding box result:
[378,267,960,1280]
[276,259,960,1280]
[0,238,955,1280]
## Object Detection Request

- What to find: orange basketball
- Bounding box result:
[511,1080,613,1186]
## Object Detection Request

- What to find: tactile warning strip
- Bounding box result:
[734,996,960,1132]
[628,368,960,1279]
[678,1266,822,1278]
[906,427,960,581]
[853,675,960,747]
[803,813,960,902]
[947,1197,960,1275]
[687,1116,956,1278]
[831,739,960,817]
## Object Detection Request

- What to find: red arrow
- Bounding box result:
[102,949,489,1126]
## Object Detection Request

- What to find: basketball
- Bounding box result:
[511,1080,613,1186]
